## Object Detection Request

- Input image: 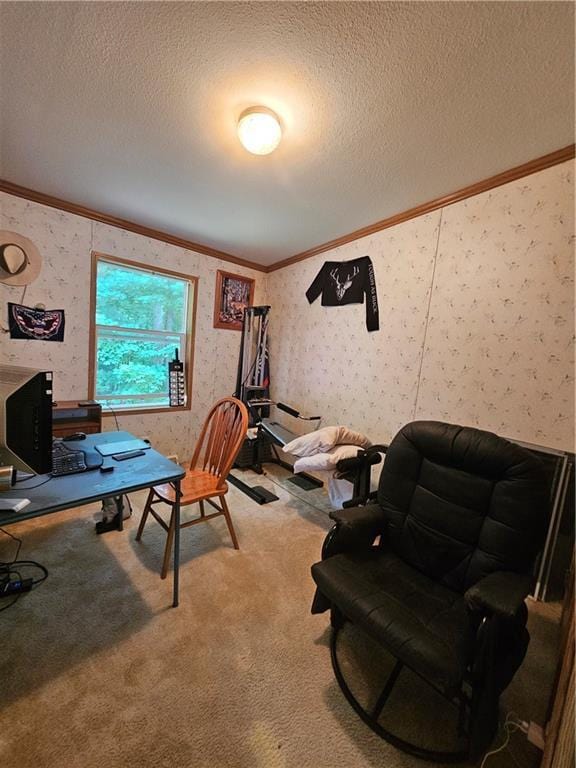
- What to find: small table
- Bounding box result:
[0,431,185,607]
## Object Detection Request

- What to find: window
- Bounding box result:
[90,253,196,413]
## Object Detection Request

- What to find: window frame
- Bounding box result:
[88,251,198,416]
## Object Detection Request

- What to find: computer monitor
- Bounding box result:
[0,364,53,474]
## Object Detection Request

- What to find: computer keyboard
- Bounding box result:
[51,441,87,476]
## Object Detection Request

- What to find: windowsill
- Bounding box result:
[101,404,190,417]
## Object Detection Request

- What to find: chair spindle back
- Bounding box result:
[191,397,248,486]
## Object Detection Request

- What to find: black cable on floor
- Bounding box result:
[0,528,48,614]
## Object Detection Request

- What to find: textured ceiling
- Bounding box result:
[0,2,574,266]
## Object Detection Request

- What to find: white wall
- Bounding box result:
[0,192,267,460]
[267,160,575,452]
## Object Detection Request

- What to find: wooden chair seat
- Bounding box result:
[153,468,228,505]
[135,397,248,580]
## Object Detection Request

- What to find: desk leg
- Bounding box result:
[116,496,124,532]
[172,479,181,608]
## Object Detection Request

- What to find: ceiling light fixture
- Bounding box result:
[237,107,282,155]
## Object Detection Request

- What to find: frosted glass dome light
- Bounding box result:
[237,107,282,155]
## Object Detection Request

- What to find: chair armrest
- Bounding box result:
[335,443,388,474]
[465,571,533,620]
[329,504,384,527]
[322,504,386,559]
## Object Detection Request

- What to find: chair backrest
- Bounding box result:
[377,421,548,593]
[191,397,248,487]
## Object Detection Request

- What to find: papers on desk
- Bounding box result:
[0,498,31,512]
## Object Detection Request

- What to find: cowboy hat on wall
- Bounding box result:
[0,230,42,286]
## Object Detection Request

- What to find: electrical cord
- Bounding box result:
[105,404,121,431]
[0,528,48,614]
[479,712,526,768]
[0,527,22,564]
[14,560,49,585]
[14,475,53,490]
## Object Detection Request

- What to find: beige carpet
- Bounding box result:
[0,466,560,768]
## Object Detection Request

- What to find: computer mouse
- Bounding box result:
[63,432,87,441]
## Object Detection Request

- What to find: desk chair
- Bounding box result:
[311,420,548,761]
[136,397,248,578]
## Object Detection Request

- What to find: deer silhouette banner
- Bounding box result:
[305,255,379,331]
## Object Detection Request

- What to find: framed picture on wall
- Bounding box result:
[213,270,255,331]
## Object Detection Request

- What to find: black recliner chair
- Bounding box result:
[311,421,548,761]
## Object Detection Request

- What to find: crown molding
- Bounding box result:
[268,144,576,272]
[0,179,268,273]
[2,144,573,276]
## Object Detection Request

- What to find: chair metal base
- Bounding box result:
[330,625,470,763]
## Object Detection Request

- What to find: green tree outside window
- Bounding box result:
[94,259,192,409]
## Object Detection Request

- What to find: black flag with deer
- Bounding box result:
[305,255,379,331]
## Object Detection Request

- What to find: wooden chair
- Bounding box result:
[135,397,248,578]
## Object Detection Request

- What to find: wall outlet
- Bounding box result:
[166,454,179,464]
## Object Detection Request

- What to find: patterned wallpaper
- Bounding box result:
[269,211,441,439]
[1,160,573,460]
[0,192,266,460]
[267,160,575,452]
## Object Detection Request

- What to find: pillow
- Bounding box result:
[293,444,362,473]
[283,426,370,458]
[336,426,371,450]
[283,426,340,457]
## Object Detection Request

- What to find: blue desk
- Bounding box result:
[0,431,185,607]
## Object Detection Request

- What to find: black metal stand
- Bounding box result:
[330,624,470,763]
[228,472,279,505]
